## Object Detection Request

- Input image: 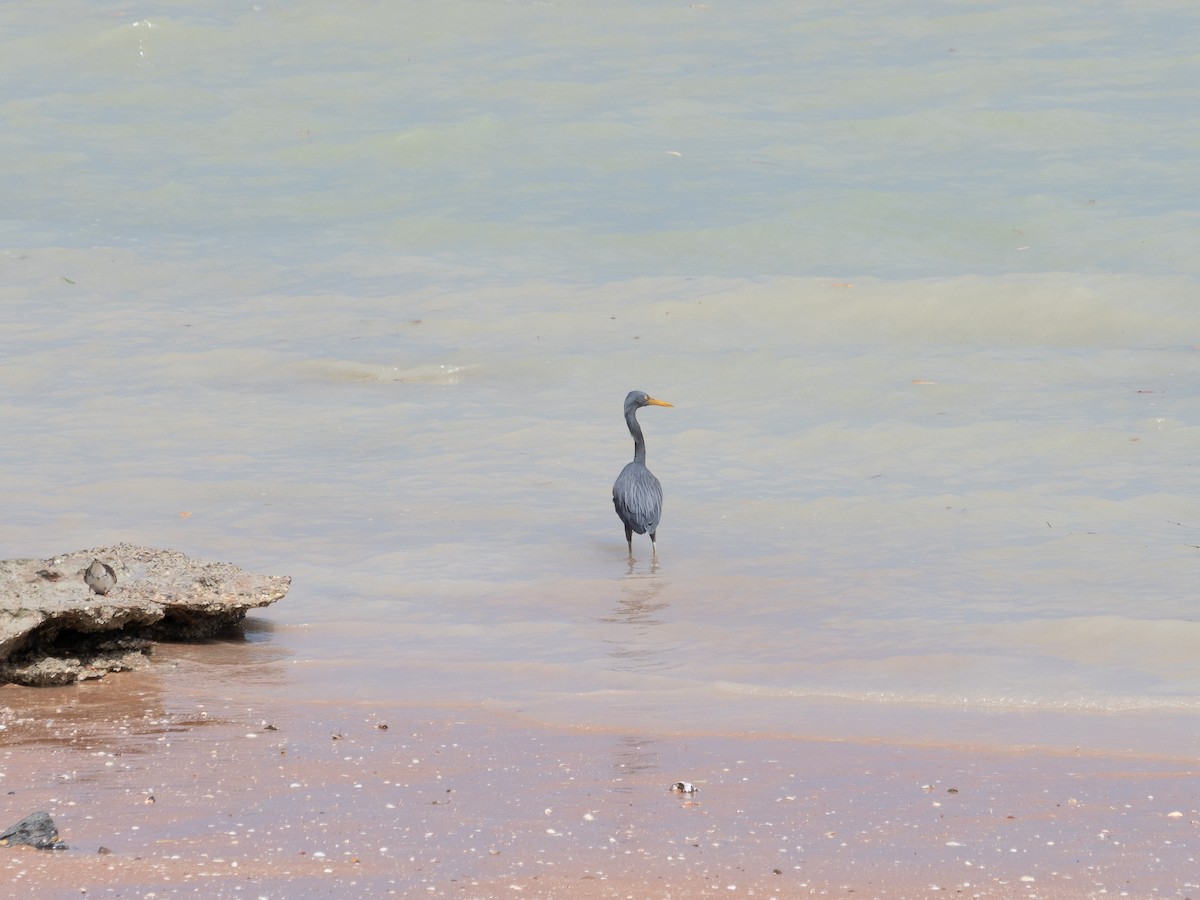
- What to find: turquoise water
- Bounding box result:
[2,1,1198,752]
[3,1,1197,278]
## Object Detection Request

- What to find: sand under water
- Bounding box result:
[2,638,1197,899]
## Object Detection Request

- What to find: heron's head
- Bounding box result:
[625,390,674,412]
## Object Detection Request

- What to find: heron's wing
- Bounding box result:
[613,463,663,535]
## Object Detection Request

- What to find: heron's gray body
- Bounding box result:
[613,460,663,537]
[612,390,672,553]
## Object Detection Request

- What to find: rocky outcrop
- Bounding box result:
[0,544,290,686]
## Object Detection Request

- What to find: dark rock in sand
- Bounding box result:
[0,811,66,850]
[0,544,290,686]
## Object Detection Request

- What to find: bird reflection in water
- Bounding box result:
[608,734,661,790]
[597,568,675,674]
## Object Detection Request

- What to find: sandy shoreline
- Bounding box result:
[1,643,1196,899]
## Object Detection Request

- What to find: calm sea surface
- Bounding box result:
[2,1,1198,754]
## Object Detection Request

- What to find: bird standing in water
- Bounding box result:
[612,390,673,554]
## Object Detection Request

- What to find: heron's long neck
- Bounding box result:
[626,408,647,465]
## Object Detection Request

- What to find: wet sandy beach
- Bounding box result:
[2,640,1196,899]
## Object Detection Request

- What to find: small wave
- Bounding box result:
[709,680,1200,714]
[295,360,474,384]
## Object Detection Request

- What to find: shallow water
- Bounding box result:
[2,2,1198,755]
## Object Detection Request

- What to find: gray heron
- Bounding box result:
[612,390,673,554]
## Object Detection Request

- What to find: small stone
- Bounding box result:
[0,811,66,850]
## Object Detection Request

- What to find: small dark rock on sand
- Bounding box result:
[0,811,66,850]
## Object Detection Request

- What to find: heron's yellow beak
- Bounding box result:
[646,397,674,408]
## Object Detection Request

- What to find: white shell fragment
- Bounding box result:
[669,782,697,794]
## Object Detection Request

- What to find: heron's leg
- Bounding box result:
[625,525,633,554]
[649,531,657,555]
